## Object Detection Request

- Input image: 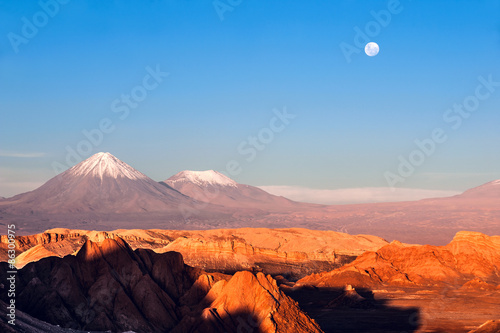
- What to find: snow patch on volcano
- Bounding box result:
[167,170,237,187]
[67,152,148,180]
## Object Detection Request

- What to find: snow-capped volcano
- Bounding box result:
[69,152,148,180]
[1,152,194,214]
[163,170,306,210]
[166,170,237,187]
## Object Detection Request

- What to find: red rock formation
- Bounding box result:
[175,271,323,333]
[0,236,322,333]
[297,231,500,289]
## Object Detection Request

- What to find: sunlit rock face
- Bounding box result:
[0,236,322,333]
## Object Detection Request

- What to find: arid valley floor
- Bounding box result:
[1,227,500,332]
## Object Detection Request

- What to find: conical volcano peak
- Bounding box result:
[67,152,148,180]
[83,152,119,164]
[93,152,114,159]
[167,170,238,187]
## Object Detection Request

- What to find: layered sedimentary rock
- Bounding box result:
[0,228,387,279]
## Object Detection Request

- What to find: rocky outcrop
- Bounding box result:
[0,236,322,333]
[468,320,500,333]
[297,231,500,288]
[175,271,323,333]
[1,232,67,250]
[326,285,373,309]
[460,278,499,291]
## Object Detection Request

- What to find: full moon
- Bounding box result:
[365,42,379,57]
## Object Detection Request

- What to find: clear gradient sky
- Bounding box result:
[1,0,499,202]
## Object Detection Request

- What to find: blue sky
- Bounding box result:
[1,0,499,201]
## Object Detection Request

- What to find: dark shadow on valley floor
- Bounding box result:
[284,286,421,333]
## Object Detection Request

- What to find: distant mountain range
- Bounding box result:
[0,152,499,244]
[0,152,308,215]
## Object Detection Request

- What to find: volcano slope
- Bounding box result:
[0,236,322,333]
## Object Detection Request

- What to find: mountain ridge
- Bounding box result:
[0,152,499,245]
